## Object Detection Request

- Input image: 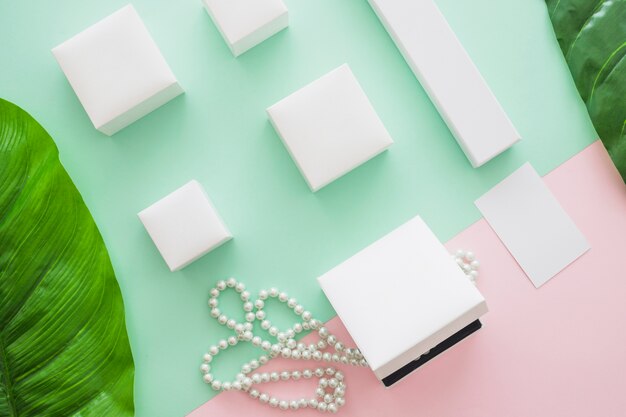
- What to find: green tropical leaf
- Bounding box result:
[546,0,626,180]
[0,99,134,417]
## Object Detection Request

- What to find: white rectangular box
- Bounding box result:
[52,5,183,136]
[368,0,520,167]
[138,180,232,271]
[475,163,590,287]
[203,0,288,56]
[267,64,393,192]
[318,216,487,384]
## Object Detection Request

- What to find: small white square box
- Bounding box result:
[318,216,488,385]
[267,64,394,192]
[203,0,288,57]
[138,180,232,272]
[52,4,184,136]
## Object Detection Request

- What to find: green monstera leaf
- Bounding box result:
[0,99,134,417]
[546,0,626,180]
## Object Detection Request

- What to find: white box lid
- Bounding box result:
[318,216,487,381]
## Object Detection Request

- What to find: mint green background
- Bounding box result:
[0,0,596,416]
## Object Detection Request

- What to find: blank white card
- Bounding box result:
[475,163,589,287]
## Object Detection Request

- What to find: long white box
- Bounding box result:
[368,0,520,167]
[318,216,488,385]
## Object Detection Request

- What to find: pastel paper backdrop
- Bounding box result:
[0,0,598,416]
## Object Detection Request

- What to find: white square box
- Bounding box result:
[267,64,394,192]
[203,0,288,57]
[138,180,232,272]
[369,0,520,167]
[52,5,184,136]
[318,216,488,385]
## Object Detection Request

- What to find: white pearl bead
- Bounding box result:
[303,369,312,378]
[240,291,250,301]
[301,311,312,321]
[319,378,328,388]
[203,353,212,362]
[327,335,337,345]
[249,359,259,369]
[315,387,325,397]
[281,348,291,358]
[279,400,289,410]
[309,399,318,408]
[235,282,245,293]
[278,292,288,302]
[251,374,261,384]
[270,372,279,381]
[226,277,237,287]
[216,280,226,290]
[269,288,278,297]
[259,290,268,300]
[290,400,299,410]
[210,288,219,297]
[254,299,264,309]
[328,403,338,413]
[292,370,301,380]
[245,312,255,322]
[324,394,333,404]
[269,398,278,408]
[293,323,303,333]
[209,346,219,355]
[287,298,297,308]
[222,382,232,391]
[210,308,220,318]
[470,260,480,269]
[269,327,278,336]
[312,351,322,361]
[302,351,312,360]
[280,371,290,381]
[249,389,259,398]
[315,368,324,377]
[259,393,269,403]
[318,402,328,412]
[298,398,308,408]
[203,374,213,383]
[218,340,228,349]
[465,251,475,261]
[336,397,345,407]
[259,355,269,364]
[261,320,271,330]
[227,336,237,346]
[200,364,210,374]
[211,380,222,390]
[292,350,301,360]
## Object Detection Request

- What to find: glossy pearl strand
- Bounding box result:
[454,249,480,284]
[202,250,479,413]
[201,277,365,413]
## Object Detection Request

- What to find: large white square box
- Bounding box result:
[138,180,232,272]
[267,64,394,192]
[318,216,488,386]
[203,0,288,56]
[52,5,184,136]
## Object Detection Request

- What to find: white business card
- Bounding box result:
[475,163,590,287]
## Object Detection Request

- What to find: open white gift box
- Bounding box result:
[318,216,488,386]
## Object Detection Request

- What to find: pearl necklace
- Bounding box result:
[201,250,479,413]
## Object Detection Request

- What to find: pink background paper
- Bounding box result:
[189,141,626,417]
